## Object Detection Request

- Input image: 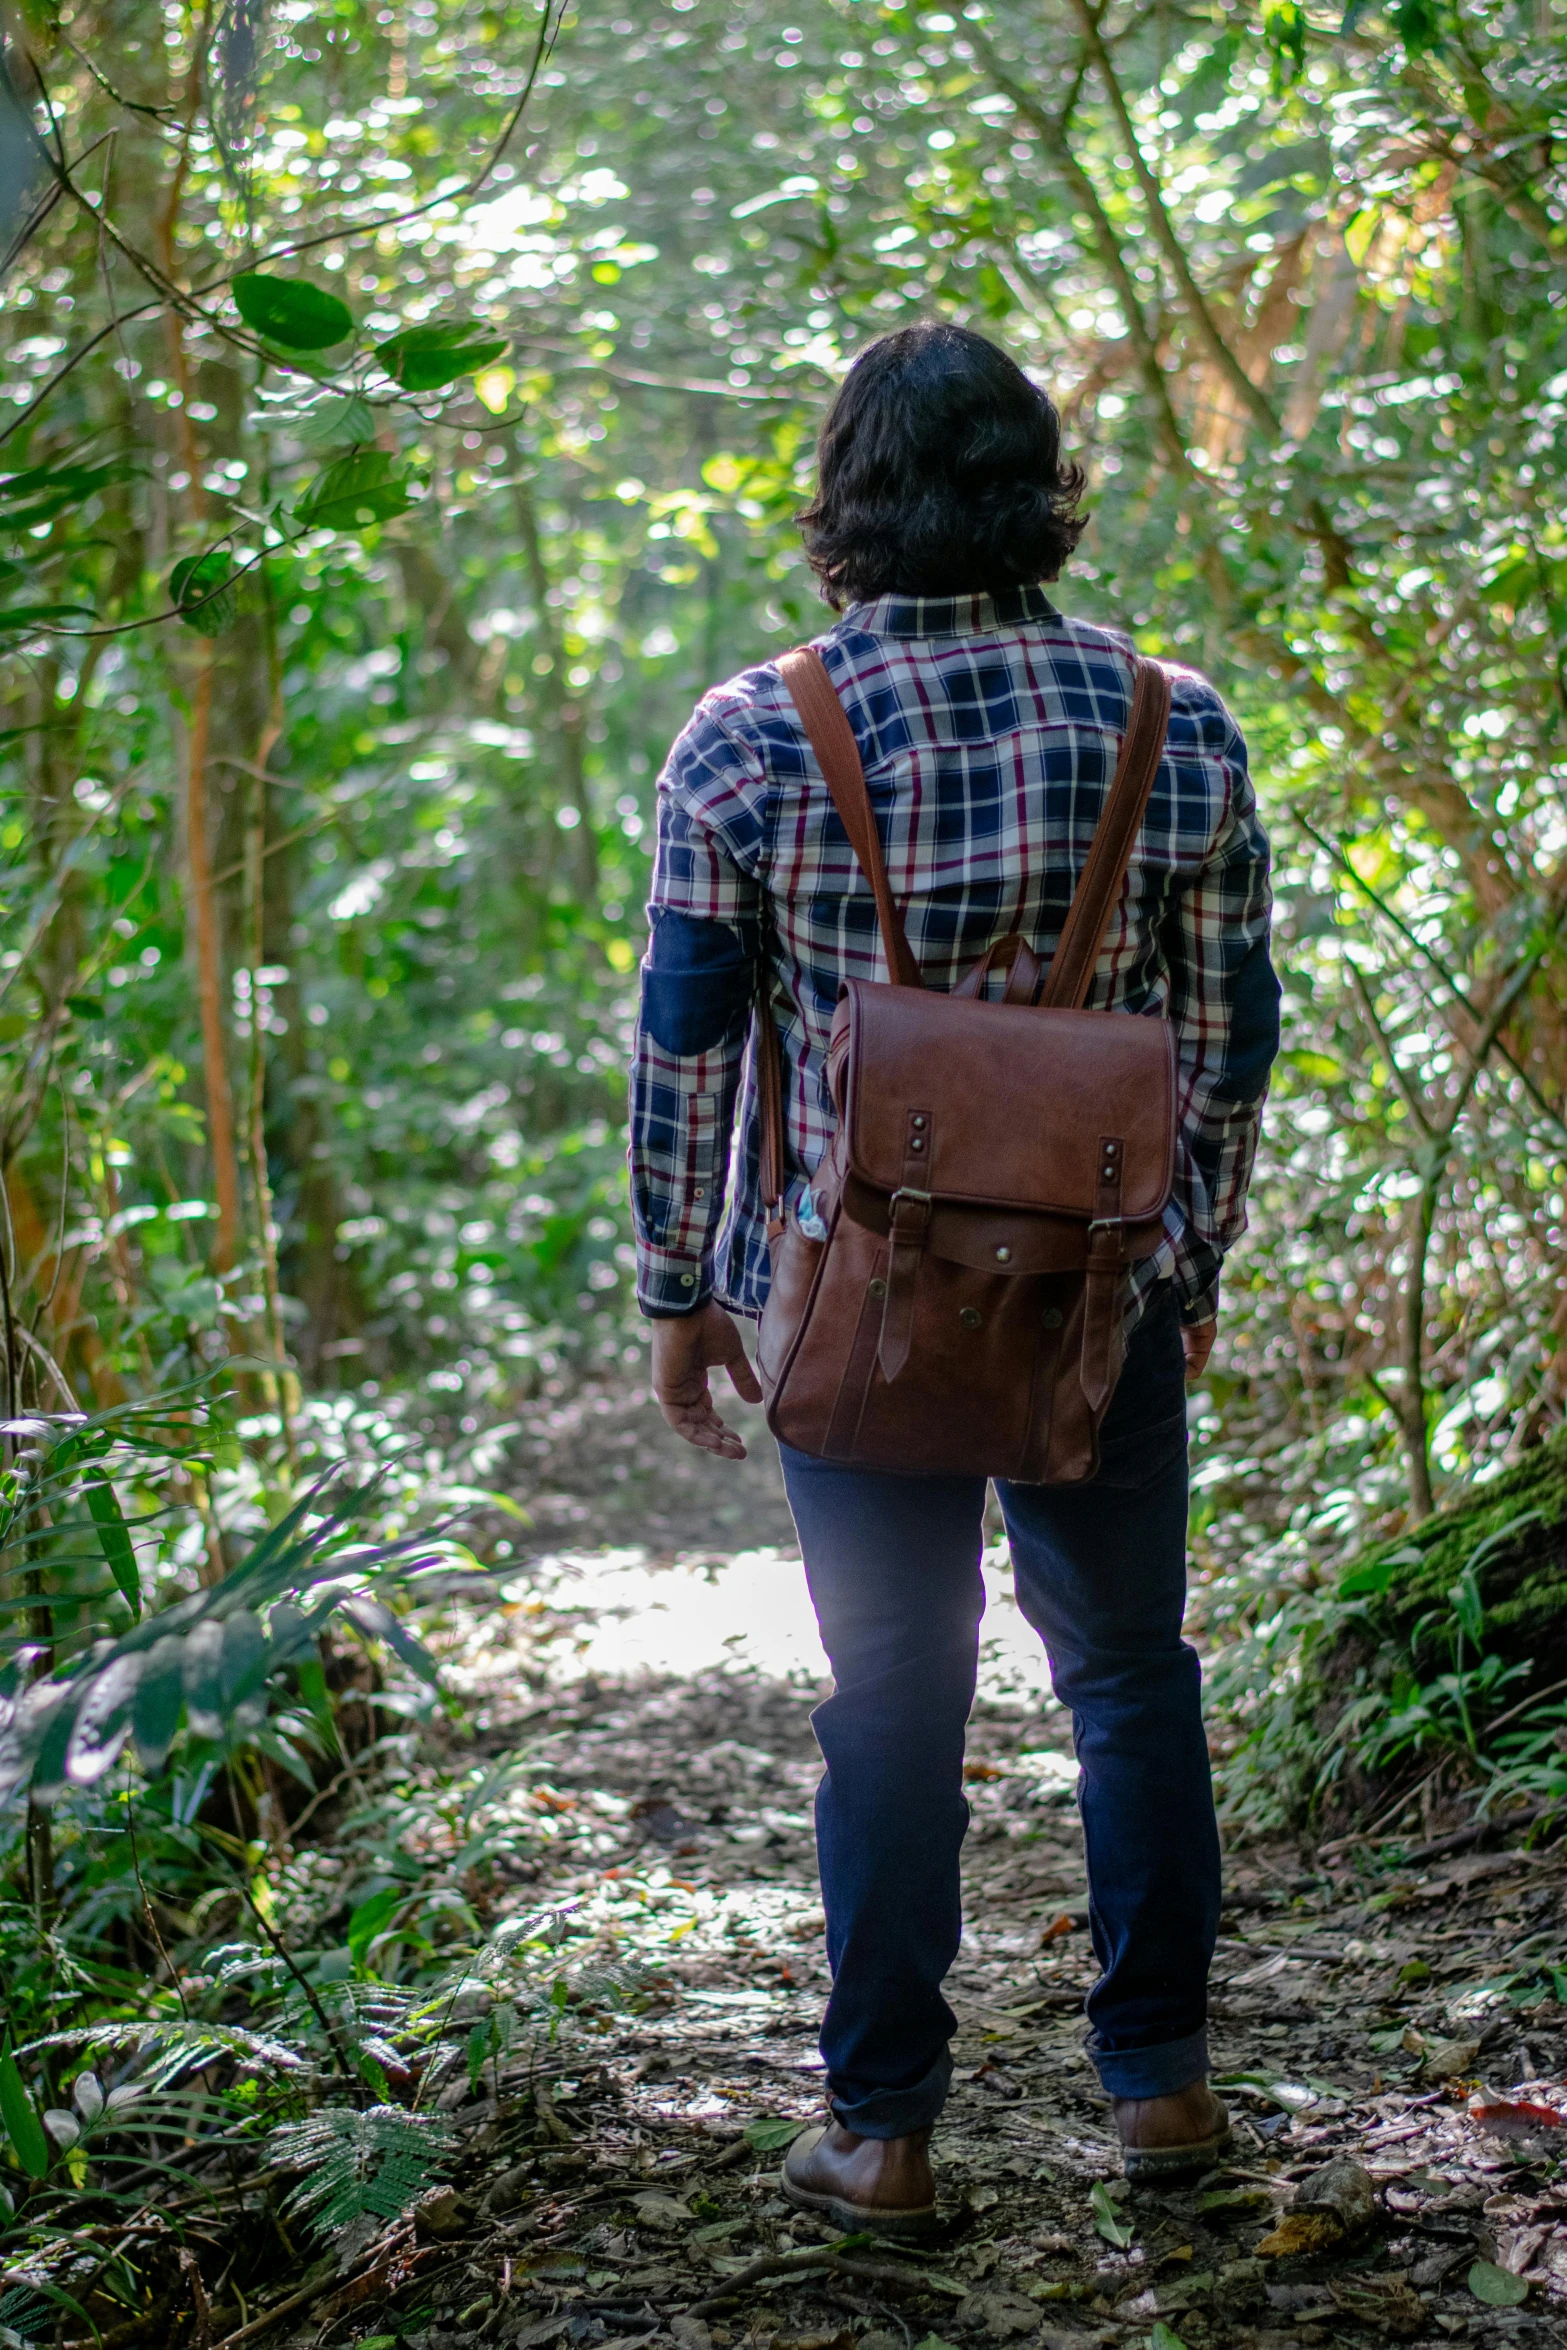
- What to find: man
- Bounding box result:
[628,322,1280,2226]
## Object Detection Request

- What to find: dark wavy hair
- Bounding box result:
[797,322,1087,609]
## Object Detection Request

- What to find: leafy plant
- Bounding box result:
[269,2104,457,2236]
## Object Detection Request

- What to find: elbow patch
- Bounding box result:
[641,910,753,1055]
[1223,936,1282,1106]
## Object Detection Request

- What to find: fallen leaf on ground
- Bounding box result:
[632,2190,692,2229]
[955,2290,1045,2339]
[1468,2259,1529,2307]
[745,2116,810,2152]
[1422,2036,1482,2080]
[411,2185,468,2241]
[1196,2186,1273,2215]
[1091,2179,1135,2248]
[1330,2275,1425,2337]
[1468,2096,1565,2134]
[1254,2212,1346,2260]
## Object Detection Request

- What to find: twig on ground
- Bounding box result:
[684,2247,954,2317]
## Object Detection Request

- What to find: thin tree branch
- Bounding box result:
[1067,0,1280,440]
[965,24,1190,471]
[1296,812,1567,1148]
[1345,957,1436,1140]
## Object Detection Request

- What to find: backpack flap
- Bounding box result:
[832,979,1175,1269]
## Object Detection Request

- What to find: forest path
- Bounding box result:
[380,1395,1567,2350]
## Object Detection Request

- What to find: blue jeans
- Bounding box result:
[778,1285,1220,2136]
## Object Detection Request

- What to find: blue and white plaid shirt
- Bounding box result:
[630,586,1279,1327]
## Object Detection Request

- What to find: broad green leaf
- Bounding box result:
[293,1648,341,1756]
[220,1610,269,1716]
[233,272,354,351]
[0,459,138,527]
[742,2114,808,2151]
[374,321,511,391]
[1449,1570,1485,1647]
[1338,1550,1410,1600]
[1091,2179,1134,2247]
[84,1470,140,1619]
[1468,2261,1528,2307]
[303,392,377,448]
[169,552,237,636]
[181,1618,226,1740]
[341,1591,438,1684]
[28,1690,81,1808]
[347,1886,403,1971]
[1150,2327,1190,2350]
[0,603,95,634]
[296,449,412,532]
[0,2042,51,2179]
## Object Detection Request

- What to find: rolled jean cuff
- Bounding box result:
[1089,2026,1209,2101]
[830,2048,952,2139]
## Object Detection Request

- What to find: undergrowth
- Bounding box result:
[1200,1425,1567,1843]
[0,1377,652,2337]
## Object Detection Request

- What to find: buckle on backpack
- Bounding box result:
[888,1186,933,1243]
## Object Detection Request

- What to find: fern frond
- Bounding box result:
[17,2018,307,2076]
[268,2104,456,2237]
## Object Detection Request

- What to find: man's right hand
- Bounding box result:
[651,1301,763,1459]
[1181,1317,1218,1382]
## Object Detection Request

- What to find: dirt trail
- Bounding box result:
[337,1390,1567,2350]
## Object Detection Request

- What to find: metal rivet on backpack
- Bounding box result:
[868,1276,887,1299]
[1041,1305,1063,1330]
[960,1306,983,1330]
[911,1114,927,1130]
[909,1135,924,1152]
[994,1245,1012,1263]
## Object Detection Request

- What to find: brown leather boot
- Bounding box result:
[782,2120,936,2234]
[1114,2079,1232,2181]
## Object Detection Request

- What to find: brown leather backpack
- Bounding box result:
[753,645,1176,1484]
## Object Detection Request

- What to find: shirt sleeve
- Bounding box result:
[1160,696,1280,1326]
[628,696,767,1318]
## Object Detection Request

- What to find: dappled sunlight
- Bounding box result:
[458,1543,1062,1704]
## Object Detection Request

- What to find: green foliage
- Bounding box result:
[233,273,356,352]
[0,2040,49,2179]
[1207,1435,1567,1829]
[1468,2262,1529,2308]
[294,450,414,531]
[373,323,512,391]
[169,552,239,635]
[743,2114,807,2151]
[0,1389,456,1812]
[269,2104,457,2235]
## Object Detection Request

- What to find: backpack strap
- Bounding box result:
[777,646,923,991]
[1040,657,1172,1009]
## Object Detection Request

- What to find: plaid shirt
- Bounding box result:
[630,586,1278,1327]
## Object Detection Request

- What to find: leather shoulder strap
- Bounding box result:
[1040,657,1172,1010]
[777,646,923,990]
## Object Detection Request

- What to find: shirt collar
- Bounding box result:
[840,584,1061,639]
